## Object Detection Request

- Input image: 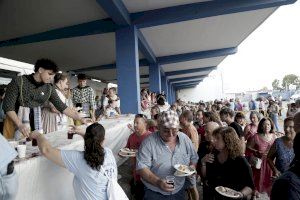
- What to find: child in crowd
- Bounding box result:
[147,119,158,133]
[104,100,120,118]
[123,114,152,200]
[235,112,246,130]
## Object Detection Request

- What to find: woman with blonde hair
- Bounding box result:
[201,127,254,200]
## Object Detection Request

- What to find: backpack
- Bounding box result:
[101,166,128,200]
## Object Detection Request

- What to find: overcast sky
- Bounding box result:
[183,1,300,101]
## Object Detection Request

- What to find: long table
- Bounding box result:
[14,115,134,200]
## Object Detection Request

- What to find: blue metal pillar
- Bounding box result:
[161,75,168,98]
[173,86,177,102]
[149,63,161,93]
[168,82,172,104]
[171,85,175,104]
[116,26,141,114]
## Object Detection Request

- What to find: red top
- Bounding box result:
[126,131,152,181]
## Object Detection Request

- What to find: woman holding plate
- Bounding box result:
[201,127,254,200]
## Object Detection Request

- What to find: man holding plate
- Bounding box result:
[136,110,199,199]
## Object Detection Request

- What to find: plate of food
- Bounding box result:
[173,164,196,176]
[119,148,137,157]
[215,186,242,199]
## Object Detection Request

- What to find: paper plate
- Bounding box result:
[215,186,242,199]
[120,148,137,154]
[118,151,136,157]
[174,164,196,175]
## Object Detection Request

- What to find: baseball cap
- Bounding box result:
[159,110,179,128]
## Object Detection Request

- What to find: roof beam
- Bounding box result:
[170,79,203,84]
[96,0,131,25]
[165,66,216,77]
[158,48,236,65]
[1,0,295,47]
[168,75,206,83]
[0,20,117,47]
[175,85,198,90]
[131,0,296,28]
[137,29,156,64]
[171,80,201,85]
[72,47,234,73]
[173,82,200,87]
[96,0,157,65]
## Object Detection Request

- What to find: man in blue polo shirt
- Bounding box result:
[0,134,18,200]
[136,110,198,199]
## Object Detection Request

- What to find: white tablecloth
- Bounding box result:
[14,115,134,200]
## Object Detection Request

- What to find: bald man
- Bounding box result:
[197,122,219,163]
[294,112,300,134]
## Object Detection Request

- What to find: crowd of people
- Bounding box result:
[0,58,300,200]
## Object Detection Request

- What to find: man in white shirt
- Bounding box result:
[0,134,18,200]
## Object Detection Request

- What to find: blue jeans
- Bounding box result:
[144,187,186,200]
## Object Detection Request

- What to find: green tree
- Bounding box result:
[272,79,282,90]
[282,74,300,90]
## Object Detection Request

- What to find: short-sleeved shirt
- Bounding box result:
[274,137,295,173]
[181,124,199,151]
[61,148,117,200]
[0,134,17,173]
[229,122,244,138]
[126,131,152,181]
[3,75,67,113]
[206,156,254,192]
[136,131,199,195]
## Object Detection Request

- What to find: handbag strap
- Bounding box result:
[20,76,24,106]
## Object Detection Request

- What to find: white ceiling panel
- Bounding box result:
[0,33,116,73]
[141,8,276,57]
[122,0,210,13]
[0,0,107,41]
[162,56,225,72]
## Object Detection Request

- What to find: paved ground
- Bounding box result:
[118,159,270,200]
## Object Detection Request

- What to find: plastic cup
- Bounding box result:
[68,132,74,139]
[166,175,175,188]
[32,139,38,146]
[17,145,26,158]
[68,127,75,139]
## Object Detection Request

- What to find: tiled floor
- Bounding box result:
[118,159,270,200]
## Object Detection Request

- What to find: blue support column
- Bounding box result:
[168,82,172,104]
[149,63,161,93]
[161,75,168,98]
[172,85,175,103]
[116,26,141,114]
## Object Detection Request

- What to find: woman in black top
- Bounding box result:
[201,127,254,200]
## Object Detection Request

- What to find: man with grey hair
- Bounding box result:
[136,110,198,199]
